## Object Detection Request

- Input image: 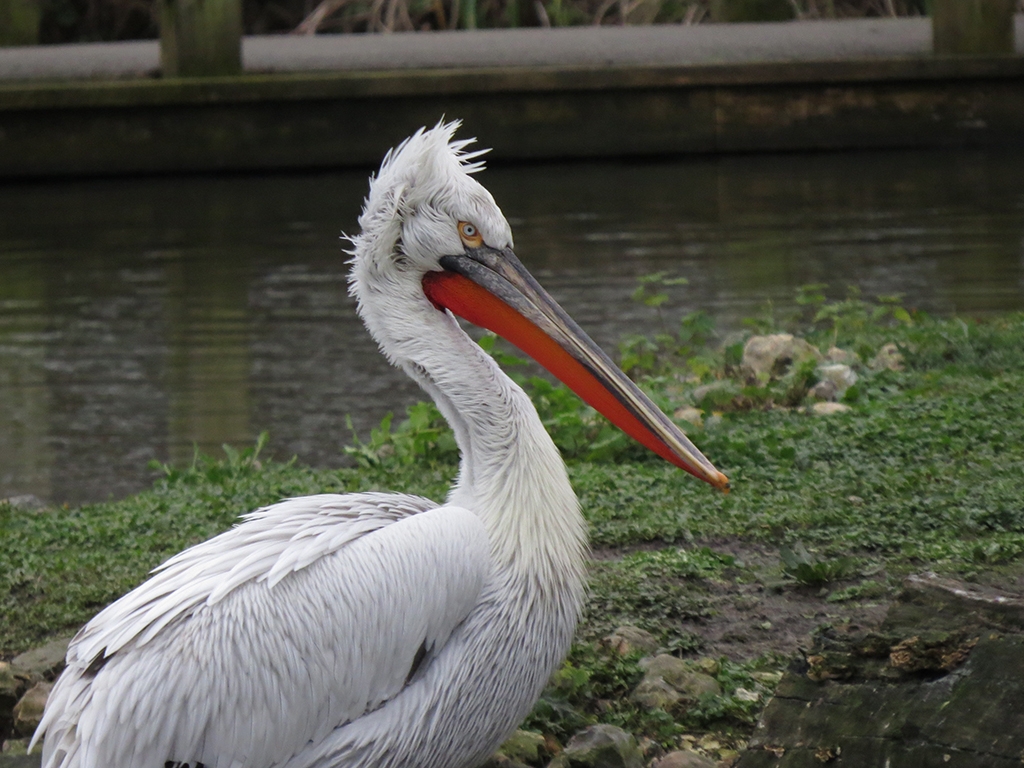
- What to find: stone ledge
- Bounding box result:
[1,55,1023,112]
[736,574,1024,768]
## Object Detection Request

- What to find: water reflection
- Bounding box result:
[1,149,1022,505]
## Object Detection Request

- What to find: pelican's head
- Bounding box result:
[349,122,510,369]
[350,122,730,492]
[350,122,511,299]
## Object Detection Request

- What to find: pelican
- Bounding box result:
[33,122,729,768]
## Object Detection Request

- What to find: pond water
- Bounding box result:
[2,148,1023,506]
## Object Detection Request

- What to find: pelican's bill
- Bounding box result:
[422,247,730,492]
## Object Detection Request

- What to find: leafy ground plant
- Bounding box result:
[779,541,859,586]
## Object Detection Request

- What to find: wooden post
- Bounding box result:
[462,0,477,28]
[503,0,519,26]
[161,0,243,77]
[933,0,1016,55]
[710,0,795,22]
[0,0,40,46]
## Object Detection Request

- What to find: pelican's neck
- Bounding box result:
[400,310,588,578]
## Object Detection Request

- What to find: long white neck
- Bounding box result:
[401,311,588,580]
[348,263,586,583]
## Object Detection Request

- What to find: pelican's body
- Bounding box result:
[34,124,727,768]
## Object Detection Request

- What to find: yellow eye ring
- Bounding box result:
[458,221,484,248]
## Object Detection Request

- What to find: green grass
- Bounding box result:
[573,365,1024,562]
[2,293,1023,750]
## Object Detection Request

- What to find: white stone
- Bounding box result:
[811,402,852,416]
[13,681,51,737]
[672,406,704,430]
[870,342,905,372]
[742,334,822,380]
[818,363,857,390]
[826,346,858,365]
[601,626,659,656]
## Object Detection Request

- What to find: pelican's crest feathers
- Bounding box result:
[349,122,509,280]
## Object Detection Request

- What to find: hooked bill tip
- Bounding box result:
[713,472,731,493]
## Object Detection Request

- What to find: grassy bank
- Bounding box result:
[2,291,1022,753]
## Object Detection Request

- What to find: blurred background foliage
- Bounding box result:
[37,0,1004,44]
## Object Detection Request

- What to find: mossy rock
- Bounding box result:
[737,575,1024,767]
[548,724,643,768]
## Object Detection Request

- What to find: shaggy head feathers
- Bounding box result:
[345,121,515,377]
[349,121,513,290]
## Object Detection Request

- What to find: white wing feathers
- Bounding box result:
[35,492,493,768]
[68,493,435,664]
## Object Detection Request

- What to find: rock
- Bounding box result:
[695,735,721,752]
[869,342,904,372]
[1,662,22,729]
[817,363,856,393]
[12,683,50,738]
[636,736,660,759]
[751,671,783,686]
[0,496,46,511]
[630,676,681,710]
[692,656,720,676]
[888,572,1024,633]
[672,406,703,430]
[741,334,821,381]
[809,363,857,401]
[637,655,721,702]
[548,724,643,768]
[673,669,721,699]
[807,379,837,402]
[497,730,546,765]
[0,665,17,695]
[601,626,659,656]
[735,573,1024,767]
[650,750,717,768]
[639,655,688,684]
[825,346,857,365]
[11,638,70,681]
[717,748,740,765]
[810,402,851,416]
[691,381,738,410]
[0,663,30,749]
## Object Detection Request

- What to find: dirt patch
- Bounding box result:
[697,539,889,662]
[590,538,891,662]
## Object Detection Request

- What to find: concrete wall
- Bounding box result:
[1,54,1022,177]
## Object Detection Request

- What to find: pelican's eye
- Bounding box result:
[458,221,484,248]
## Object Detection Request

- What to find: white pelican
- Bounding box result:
[33,122,729,768]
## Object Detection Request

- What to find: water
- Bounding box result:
[2,148,1022,506]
